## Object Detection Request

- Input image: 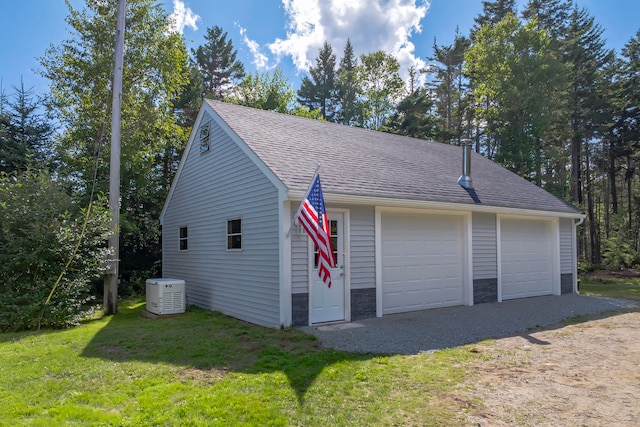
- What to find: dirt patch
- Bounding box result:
[464,309,640,426]
[176,367,229,385]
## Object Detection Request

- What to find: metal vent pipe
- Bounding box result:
[457,139,473,189]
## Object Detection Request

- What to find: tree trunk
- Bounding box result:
[535,137,542,186]
[609,139,618,214]
[585,143,600,264]
[627,155,633,231]
[571,121,583,204]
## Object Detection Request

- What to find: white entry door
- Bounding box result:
[310,212,345,324]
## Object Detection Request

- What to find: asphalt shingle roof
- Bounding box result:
[206,100,581,215]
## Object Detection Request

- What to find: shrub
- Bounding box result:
[601,216,640,270]
[0,170,111,331]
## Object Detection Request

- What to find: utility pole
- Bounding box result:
[104,0,126,315]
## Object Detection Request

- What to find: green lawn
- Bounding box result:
[0,301,481,426]
[579,275,640,301]
[5,277,637,426]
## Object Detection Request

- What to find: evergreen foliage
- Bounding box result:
[385,88,437,139]
[428,31,471,145]
[0,81,53,173]
[336,39,361,126]
[192,25,245,100]
[297,41,338,121]
[0,170,111,331]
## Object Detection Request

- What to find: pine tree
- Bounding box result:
[522,0,573,40]
[428,31,470,144]
[565,6,614,204]
[297,41,338,121]
[0,81,52,173]
[192,25,245,100]
[384,88,437,139]
[520,0,575,197]
[472,0,517,35]
[336,39,360,126]
[616,30,640,251]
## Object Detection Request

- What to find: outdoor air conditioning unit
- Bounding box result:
[145,278,186,315]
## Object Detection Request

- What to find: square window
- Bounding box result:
[179,226,188,251]
[199,122,210,152]
[227,218,242,250]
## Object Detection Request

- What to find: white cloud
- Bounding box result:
[237,25,270,70]
[168,0,200,34]
[267,0,430,86]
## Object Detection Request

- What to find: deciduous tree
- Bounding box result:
[0,170,110,331]
[228,67,296,113]
[465,13,567,182]
[357,50,404,130]
[39,0,191,289]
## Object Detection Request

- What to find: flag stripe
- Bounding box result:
[295,174,335,288]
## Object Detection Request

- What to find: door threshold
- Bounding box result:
[311,321,364,331]
[310,319,347,327]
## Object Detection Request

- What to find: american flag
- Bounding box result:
[296,174,336,287]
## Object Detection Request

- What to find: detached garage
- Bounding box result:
[162,100,584,328]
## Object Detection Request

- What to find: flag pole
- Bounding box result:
[285,163,321,237]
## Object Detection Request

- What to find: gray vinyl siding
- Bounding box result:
[559,218,573,274]
[291,223,308,294]
[291,204,376,294]
[347,205,376,290]
[472,212,497,280]
[162,112,281,327]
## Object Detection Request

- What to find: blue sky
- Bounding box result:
[0,0,638,98]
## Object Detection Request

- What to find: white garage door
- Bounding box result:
[381,212,465,315]
[500,217,554,300]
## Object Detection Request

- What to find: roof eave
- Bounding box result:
[288,190,585,219]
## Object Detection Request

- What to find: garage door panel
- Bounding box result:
[384,240,404,257]
[382,212,465,315]
[404,266,425,281]
[501,218,554,300]
[405,240,424,253]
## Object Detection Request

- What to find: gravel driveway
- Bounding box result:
[301,294,637,354]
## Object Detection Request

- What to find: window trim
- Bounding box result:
[226,218,242,251]
[179,226,188,251]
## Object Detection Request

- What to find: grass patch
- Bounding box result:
[0,300,482,426]
[562,314,588,325]
[579,275,640,301]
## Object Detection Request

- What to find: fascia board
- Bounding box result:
[287,191,585,220]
